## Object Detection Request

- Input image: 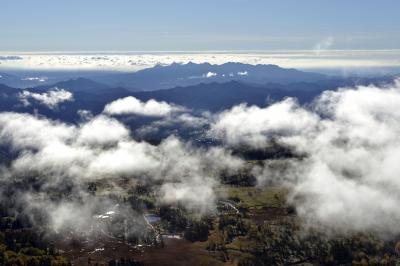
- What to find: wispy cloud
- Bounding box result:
[19,88,74,109]
[313,36,334,55]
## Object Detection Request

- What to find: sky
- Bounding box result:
[1,0,400,52]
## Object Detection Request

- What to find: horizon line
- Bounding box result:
[1,49,400,55]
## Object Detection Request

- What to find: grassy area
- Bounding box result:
[217,186,288,209]
[225,236,259,252]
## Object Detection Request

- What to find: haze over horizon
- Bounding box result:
[1,0,400,52]
[1,1,400,73]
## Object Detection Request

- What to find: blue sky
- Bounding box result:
[1,0,400,51]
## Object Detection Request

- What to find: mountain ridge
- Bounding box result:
[94,62,329,91]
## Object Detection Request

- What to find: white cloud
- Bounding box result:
[160,180,216,213]
[103,96,184,116]
[19,88,73,109]
[77,109,94,121]
[0,110,244,234]
[210,79,400,235]
[77,115,130,146]
[204,72,217,78]
[0,112,76,150]
[21,76,48,82]
[209,98,319,148]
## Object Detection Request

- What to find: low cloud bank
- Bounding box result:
[3,79,400,237]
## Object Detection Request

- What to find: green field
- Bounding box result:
[216,186,288,209]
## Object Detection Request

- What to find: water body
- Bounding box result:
[144,214,161,224]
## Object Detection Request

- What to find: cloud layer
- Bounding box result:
[3,79,400,237]
[1,51,399,72]
[210,79,400,235]
[0,109,242,235]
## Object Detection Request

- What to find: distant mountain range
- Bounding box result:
[0,72,32,88]
[0,74,396,121]
[34,77,111,93]
[130,81,325,111]
[0,63,397,142]
[94,62,329,90]
[0,63,397,131]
